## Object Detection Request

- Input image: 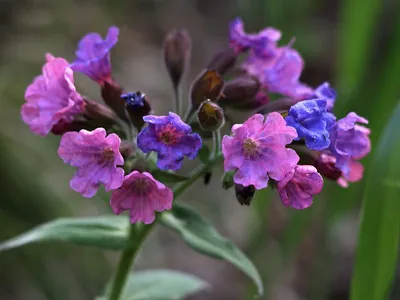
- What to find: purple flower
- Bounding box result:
[21,55,84,136]
[312,82,336,111]
[137,112,202,171]
[229,17,281,57]
[110,171,173,224]
[328,112,371,176]
[277,165,323,209]
[285,99,336,150]
[70,26,119,85]
[222,112,299,190]
[58,128,124,197]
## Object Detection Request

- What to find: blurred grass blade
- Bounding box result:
[160,204,264,296]
[0,215,129,251]
[350,103,400,300]
[100,269,207,300]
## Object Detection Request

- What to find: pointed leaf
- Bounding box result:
[197,144,211,164]
[152,170,190,183]
[160,204,263,296]
[100,269,207,300]
[350,103,400,300]
[0,215,129,251]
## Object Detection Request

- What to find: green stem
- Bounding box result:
[174,85,181,115]
[212,130,221,159]
[107,152,223,300]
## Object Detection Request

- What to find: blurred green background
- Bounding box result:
[0,0,399,299]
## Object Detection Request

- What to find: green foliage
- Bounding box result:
[197,143,211,164]
[0,216,129,251]
[151,170,190,183]
[99,270,207,300]
[160,204,264,296]
[350,104,400,300]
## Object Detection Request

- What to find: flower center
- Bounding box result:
[243,138,259,158]
[157,124,182,145]
[103,148,115,161]
[132,178,151,196]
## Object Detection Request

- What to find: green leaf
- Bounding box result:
[160,204,264,296]
[197,144,211,164]
[350,103,400,300]
[99,269,207,300]
[152,170,190,183]
[0,215,129,251]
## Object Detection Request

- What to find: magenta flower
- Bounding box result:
[70,26,119,85]
[137,112,202,171]
[58,128,124,197]
[110,171,173,224]
[222,112,299,190]
[229,17,281,57]
[277,165,323,209]
[328,112,371,176]
[21,55,84,136]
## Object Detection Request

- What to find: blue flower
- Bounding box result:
[285,99,336,150]
[312,82,336,111]
[137,112,202,171]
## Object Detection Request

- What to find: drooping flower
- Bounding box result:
[312,82,336,111]
[58,128,124,197]
[328,112,371,176]
[277,165,323,209]
[285,99,336,150]
[21,55,84,136]
[222,112,299,190]
[137,112,202,171]
[110,171,173,224]
[71,26,119,85]
[229,17,281,57]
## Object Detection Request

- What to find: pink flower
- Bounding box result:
[277,165,323,209]
[110,171,173,224]
[58,128,124,197]
[222,112,299,190]
[21,55,84,136]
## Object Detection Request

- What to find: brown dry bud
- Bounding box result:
[235,184,256,206]
[207,48,237,75]
[83,99,119,127]
[197,100,225,131]
[219,76,261,108]
[190,69,224,109]
[101,80,128,122]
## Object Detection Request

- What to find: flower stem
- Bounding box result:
[107,152,223,300]
[212,130,221,159]
[174,85,182,115]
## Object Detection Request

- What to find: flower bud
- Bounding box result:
[83,99,119,127]
[235,184,255,206]
[207,48,237,75]
[190,69,224,109]
[121,91,152,130]
[51,119,93,135]
[197,100,225,131]
[101,80,128,122]
[163,29,191,88]
[203,171,212,185]
[314,153,342,180]
[119,141,135,159]
[219,76,261,109]
[221,170,236,190]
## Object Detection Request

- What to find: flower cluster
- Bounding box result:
[21,18,371,224]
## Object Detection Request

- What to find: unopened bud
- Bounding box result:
[121,91,152,130]
[190,69,224,109]
[197,100,225,131]
[131,157,151,173]
[221,170,235,190]
[119,141,135,159]
[163,29,191,88]
[101,80,128,122]
[219,76,261,109]
[51,119,93,135]
[314,153,342,180]
[207,48,237,75]
[235,184,255,206]
[204,171,212,185]
[83,99,119,127]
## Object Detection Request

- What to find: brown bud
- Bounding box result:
[314,153,342,180]
[219,76,261,108]
[51,119,94,135]
[101,80,128,122]
[190,69,224,109]
[119,141,135,159]
[122,92,152,130]
[235,184,256,206]
[207,48,237,75]
[83,99,119,127]
[197,100,225,131]
[163,29,191,88]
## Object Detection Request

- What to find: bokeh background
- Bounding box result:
[1,0,399,299]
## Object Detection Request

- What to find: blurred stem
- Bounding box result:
[174,85,182,115]
[212,130,221,159]
[107,152,223,300]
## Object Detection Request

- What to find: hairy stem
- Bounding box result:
[107,152,223,300]
[212,130,221,159]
